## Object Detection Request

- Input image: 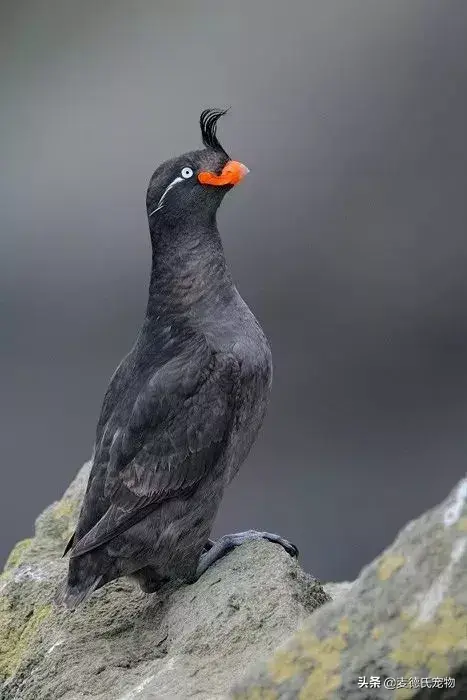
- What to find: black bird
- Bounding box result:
[58,109,297,609]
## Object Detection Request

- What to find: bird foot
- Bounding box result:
[195,530,298,580]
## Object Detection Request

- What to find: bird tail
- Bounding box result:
[54,573,104,610]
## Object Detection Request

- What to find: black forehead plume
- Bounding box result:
[200,108,230,156]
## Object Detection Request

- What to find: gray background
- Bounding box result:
[2,1,467,582]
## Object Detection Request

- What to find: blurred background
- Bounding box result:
[1,1,467,581]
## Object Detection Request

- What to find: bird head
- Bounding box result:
[146,108,248,227]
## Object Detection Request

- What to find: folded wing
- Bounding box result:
[69,346,240,559]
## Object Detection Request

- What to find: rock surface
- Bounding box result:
[0,462,330,700]
[231,476,467,699]
[2,465,467,700]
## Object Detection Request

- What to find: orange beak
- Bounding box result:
[198,160,249,186]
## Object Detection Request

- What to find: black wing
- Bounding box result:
[69,345,240,559]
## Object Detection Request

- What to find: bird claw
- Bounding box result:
[261,532,299,558]
[195,529,298,580]
[219,530,299,558]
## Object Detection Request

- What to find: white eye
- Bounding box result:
[181,167,193,179]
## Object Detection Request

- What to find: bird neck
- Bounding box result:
[145,218,233,323]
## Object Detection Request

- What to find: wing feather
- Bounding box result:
[69,347,240,559]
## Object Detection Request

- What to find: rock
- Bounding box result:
[231,475,467,699]
[0,462,330,700]
[4,465,466,700]
[321,582,353,603]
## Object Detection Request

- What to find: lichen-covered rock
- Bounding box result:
[230,476,467,699]
[321,582,353,603]
[5,463,465,700]
[0,462,329,700]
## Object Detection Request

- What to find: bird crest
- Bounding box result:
[200,108,230,156]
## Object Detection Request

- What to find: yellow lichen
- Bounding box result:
[3,538,33,572]
[52,498,76,519]
[457,517,467,532]
[266,618,348,699]
[0,601,52,679]
[399,609,412,621]
[338,616,349,635]
[395,687,415,700]
[300,668,340,699]
[233,688,279,700]
[372,626,383,641]
[378,553,406,581]
[38,497,79,546]
[390,597,467,679]
[267,647,307,684]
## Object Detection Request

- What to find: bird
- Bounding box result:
[57,108,297,609]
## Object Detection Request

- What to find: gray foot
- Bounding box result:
[194,530,298,580]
